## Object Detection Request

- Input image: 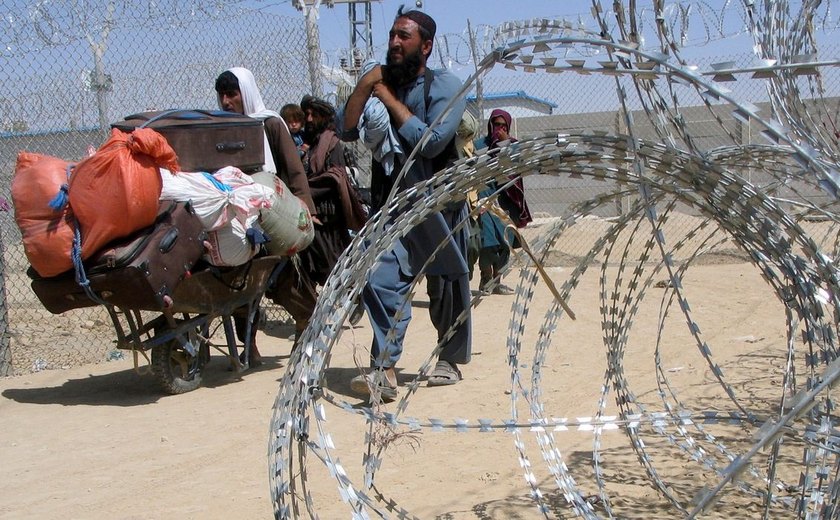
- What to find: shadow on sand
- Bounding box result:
[1,352,291,407]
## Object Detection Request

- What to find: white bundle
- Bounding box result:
[203,213,262,267]
[160,166,271,266]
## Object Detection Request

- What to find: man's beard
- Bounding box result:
[382,47,423,87]
[303,120,327,144]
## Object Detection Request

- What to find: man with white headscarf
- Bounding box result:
[215,68,315,212]
[214,67,319,362]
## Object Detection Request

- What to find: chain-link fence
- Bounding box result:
[0,2,310,375]
[2,1,838,376]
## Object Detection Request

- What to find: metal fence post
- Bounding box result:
[305,4,324,97]
[0,228,13,377]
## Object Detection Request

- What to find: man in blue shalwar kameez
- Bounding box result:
[341,6,470,401]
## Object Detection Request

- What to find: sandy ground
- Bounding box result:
[0,248,807,519]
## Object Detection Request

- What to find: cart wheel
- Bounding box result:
[151,330,206,394]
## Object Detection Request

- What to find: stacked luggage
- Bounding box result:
[16,109,314,314]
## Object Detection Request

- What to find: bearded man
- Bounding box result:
[299,95,367,290]
[341,7,470,401]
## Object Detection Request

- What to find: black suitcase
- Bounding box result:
[30,201,208,314]
[111,109,265,173]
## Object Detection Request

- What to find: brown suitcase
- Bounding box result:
[111,109,265,173]
[30,201,208,314]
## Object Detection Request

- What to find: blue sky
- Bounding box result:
[254,0,762,56]
[260,1,597,52]
[7,1,838,130]
[243,0,840,116]
[251,2,768,95]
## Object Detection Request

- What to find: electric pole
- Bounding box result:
[344,0,377,76]
[293,0,325,96]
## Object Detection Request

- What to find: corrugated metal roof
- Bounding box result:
[466,90,557,115]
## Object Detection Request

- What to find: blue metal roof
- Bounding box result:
[466,90,557,115]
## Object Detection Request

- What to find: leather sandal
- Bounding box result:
[350,369,398,402]
[427,360,462,387]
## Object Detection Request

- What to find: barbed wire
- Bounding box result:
[4,0,840,515]
[318,0,840,74]
[0,4,309,133]
[1,0,259,57]
[269,1,840,518]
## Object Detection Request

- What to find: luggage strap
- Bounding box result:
[47,161,110,307]
[70,221,110,307]
[57,161,109,308]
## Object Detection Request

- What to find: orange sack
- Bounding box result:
[12,152,77,278]
[69,127,180,259]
